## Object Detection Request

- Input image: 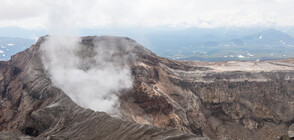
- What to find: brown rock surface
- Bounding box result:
[1,36,294,140]
[118,41,294,139]
[0,36,202,140]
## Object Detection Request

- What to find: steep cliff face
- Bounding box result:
[132,60,294,139]
[0,36,293,140]
[123,55,294,139]
[0,36,201,140]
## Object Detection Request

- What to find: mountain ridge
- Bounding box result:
[0,35,204,140]
[0,35,293,139]
[173,29,294,61]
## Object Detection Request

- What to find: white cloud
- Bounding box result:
[40,35,133,114]
[0,0,294,29]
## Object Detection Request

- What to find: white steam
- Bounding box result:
[39,0,132,114]
[40,35,133,114]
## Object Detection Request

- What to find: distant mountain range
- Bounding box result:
[1,27,294,61]
[0,37,35,60]
[232,29,294,46]
[157,29,294,61]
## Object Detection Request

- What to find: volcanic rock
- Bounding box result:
[0,36,203,140]
[1,36,294,140]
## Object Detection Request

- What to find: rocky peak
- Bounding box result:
[0,36,202,140]
[0,36,294,140]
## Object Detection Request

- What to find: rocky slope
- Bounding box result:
[0,36,294,140]
[117,38,294,140]
[0,36,203,140]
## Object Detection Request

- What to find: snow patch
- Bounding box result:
[237,55,245,58]
[6,43,14,46]
[0,50,3,53]
[246,53,254,57]
[259,35,262,40]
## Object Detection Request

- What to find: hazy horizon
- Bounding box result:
[1,0,294,30]
[1,0,294,62]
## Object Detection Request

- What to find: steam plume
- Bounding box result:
[39,0,133,115]
[40,35,133,114]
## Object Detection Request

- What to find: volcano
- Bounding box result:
[0,36,294,140]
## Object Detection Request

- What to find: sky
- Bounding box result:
[0,0,294,30]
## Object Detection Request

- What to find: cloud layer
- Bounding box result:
[1,0,294,29]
